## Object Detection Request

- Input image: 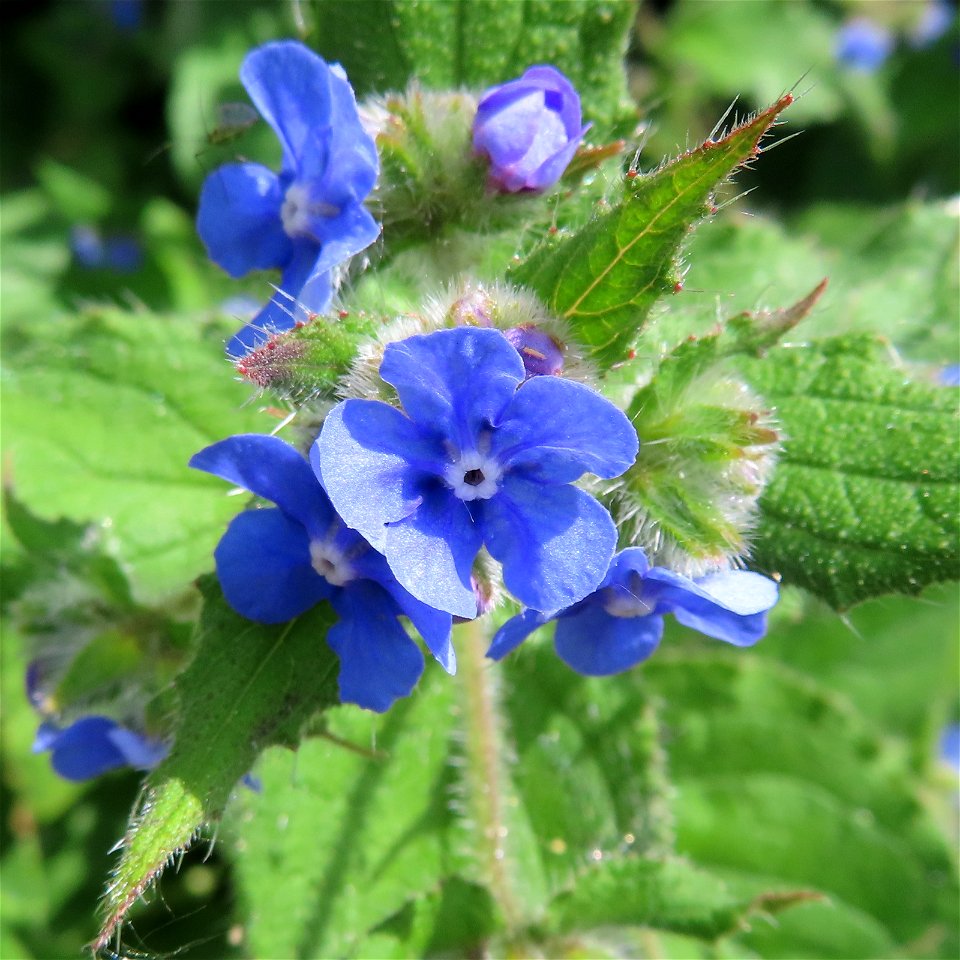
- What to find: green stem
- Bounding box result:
[456,616,522,932]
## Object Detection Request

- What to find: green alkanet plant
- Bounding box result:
[7,7,956,957]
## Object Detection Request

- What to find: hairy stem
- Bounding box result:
[456,615,522,932]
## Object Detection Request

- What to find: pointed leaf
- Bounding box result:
[94,578,339,950]
[509,95,794,366]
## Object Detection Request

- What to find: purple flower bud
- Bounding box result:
[504,325,565,377]
[473,65,589,193]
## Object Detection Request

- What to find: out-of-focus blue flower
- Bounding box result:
[315,327,637,619]
[190,434,453,712]
[835,17,896,71]
[941,724,960,774]
[109,0,142,31]
[488,547,779,675]
[473,65,589,192]
[33,716,167,782]
[197,41,380,358]
[938,363,960,387]
[910,1,955,48]
[70,225,143,273]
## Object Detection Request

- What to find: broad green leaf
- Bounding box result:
[224,668,456,959]
[2,305,271,601]
[675,774,957,951]
[739,336,959,608]
[94,580,340,950]
[309,0,635,131]
[510,95,793,366]
[547,856,813,941]
[760,582,959,741]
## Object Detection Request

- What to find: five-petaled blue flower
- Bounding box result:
[190,434,454,712]
[315,327,638,620]
[488,548,779,675]
[196,41,380,358]
[473,65,589,193]
[33,716,168,782]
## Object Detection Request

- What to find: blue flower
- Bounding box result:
[473,65,589,193]
[71,225,142,273]
[835,17,895,71]
[33,716,167,782]
[941,724,960,774]
[488,548,779,675]
[196,41,380,358]
[190,434,454,712]
[315,327,638,619]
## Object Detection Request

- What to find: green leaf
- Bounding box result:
[2,305,271,601]
[739,336,959,608]
[547,856,813,941]
[224,668,456,959]
[644,648,958,956]
[309,0,635,131]
[675,774,956,949]
[93,579,340,950]
[509,95,793,366]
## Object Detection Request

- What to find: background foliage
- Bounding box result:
[1,1,957,958]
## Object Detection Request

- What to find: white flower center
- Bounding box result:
[281,183,341,239]
[601,584,655,619]
[309,540,355,587]
[444,450,502,501]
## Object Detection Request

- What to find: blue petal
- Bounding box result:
[226,242,330,357]
[487,608,551,660]
[383,489,480,619]
[353,549,456,674]
[554,602,663,676]
[240,41,337,177]
[306,202,381,275]
[297,62,379,204]
[476,476,616,613]
[43,716,129,781]
[328,581,424,712]
[642,568,778,646]
[491,376,638,482]
[379,328,524,451]
[215,509,332,623]
[314,400,444,550]
[107,727,168,769]
[190,434,334,538]
[197,163,291,277]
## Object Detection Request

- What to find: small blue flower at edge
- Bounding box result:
[33,716,168,782]
[315,326,638,620]
[196,41,380,358]
[473,65,589,193]
[487,547,779,675]
[190,434,454,712]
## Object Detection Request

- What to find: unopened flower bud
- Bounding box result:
[473,65,589,193]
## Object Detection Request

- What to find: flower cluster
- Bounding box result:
[187,44,780,715]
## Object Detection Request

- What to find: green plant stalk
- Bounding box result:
[456,615,523,933]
